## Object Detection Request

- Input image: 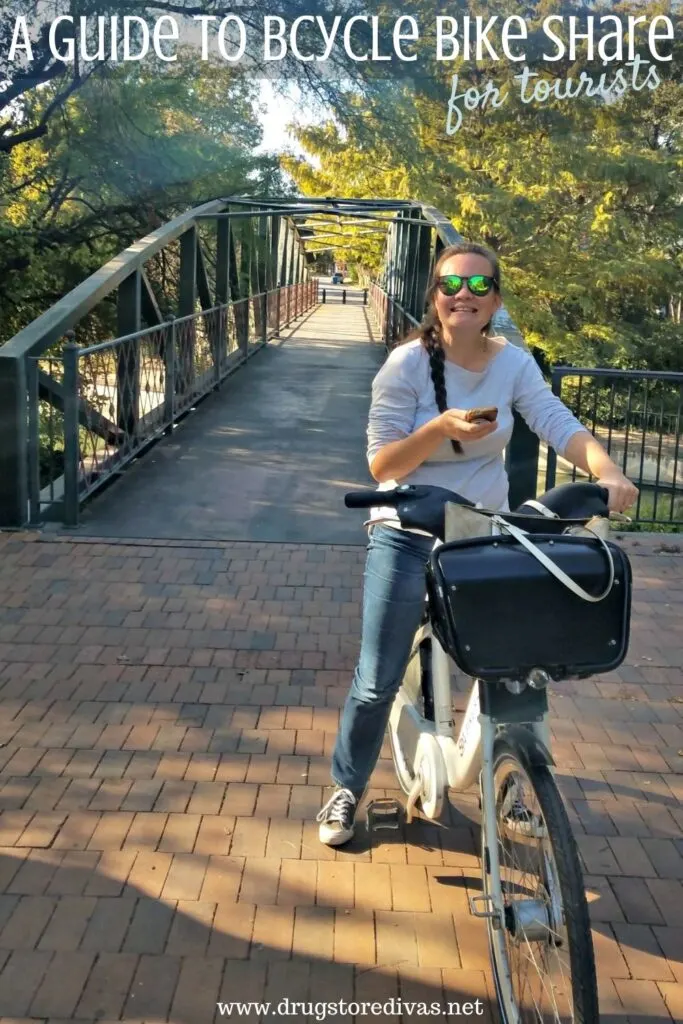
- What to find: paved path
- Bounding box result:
[73,301,384,545]
[0,301,682,1021]
[0,528,681,1021]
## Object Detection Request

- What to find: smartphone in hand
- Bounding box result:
[465,406,498,424]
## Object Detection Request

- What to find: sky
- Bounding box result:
[253,80,324,164]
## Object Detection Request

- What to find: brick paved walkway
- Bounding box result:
[0,529,681,1022]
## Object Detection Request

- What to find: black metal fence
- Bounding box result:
[545,367,683,528]
[29,281,318,526]
[320,286,368,305]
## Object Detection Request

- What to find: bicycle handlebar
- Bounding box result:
[345,482,609,515]
[344,492,382,509]
[344,482,612,540]
[344,486,471,510]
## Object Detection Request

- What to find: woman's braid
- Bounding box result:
[423,323,462,455]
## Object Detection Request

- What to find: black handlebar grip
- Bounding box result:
[344,491,385,509]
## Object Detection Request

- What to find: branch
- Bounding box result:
[0,120,50,150]
[43,170,82,224]
[0,14,71,114]
[2,169,46,195]
[0,71,87,153]
[0,59,66,113]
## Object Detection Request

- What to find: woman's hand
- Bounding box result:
[563,434,639,514]
[438,408,498,445]
[596,472,639,514]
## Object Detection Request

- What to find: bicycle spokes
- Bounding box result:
[485,758,596,1023]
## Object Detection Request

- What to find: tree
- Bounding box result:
[0,0,394,342]
[283,0,683,371]
[0,51,290,343]
[0,0,379,154]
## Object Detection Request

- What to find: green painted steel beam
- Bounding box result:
[141,269,163,326]
[116,269,142,439]
[196,236,214,312]
[0,197,228,361]
[215,219,231,306]
[0,357,27,526]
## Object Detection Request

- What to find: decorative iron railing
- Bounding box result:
[0,196,318,528]
[545,367,683,529]
[368,283,419,346]
[28,281,317,526]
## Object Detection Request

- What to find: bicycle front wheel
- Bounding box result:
[482,746,599,1024]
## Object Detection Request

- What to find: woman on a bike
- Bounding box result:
[317,241,638,846]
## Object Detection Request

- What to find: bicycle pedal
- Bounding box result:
[366,798,402,831]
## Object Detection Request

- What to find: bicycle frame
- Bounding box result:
[388,506,556,931]
[390,614,552,779]
[390,507,554,788]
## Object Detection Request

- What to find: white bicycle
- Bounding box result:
[345,481,633,1024]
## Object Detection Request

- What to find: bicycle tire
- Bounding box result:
[482,745,599,1024]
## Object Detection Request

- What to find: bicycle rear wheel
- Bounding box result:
[482,746,598,1023]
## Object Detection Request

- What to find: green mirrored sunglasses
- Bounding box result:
[437,274,496,297]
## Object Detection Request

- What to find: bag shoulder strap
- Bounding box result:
[490,515,615,603]
[517,500,559,519]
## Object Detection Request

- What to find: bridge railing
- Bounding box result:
[0,196,322,529]
[28,280,318,526]
[545,367,683,529]
[368,282,419,344]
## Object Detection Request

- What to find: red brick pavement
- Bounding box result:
[0,529,681,1022]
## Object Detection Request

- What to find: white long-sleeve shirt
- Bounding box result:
[366,337,589,528]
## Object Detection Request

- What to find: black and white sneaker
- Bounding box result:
[316,786,358,846]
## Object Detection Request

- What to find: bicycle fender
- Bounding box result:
[493,725,555,770]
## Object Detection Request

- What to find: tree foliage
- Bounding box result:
[2,0,682,369]
[0,51,286,342]
[0,0,377,344]
[284,0,683,370]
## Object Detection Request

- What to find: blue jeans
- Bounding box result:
[331,524,436,795]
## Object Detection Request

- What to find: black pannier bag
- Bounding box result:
[425,528,632,683]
